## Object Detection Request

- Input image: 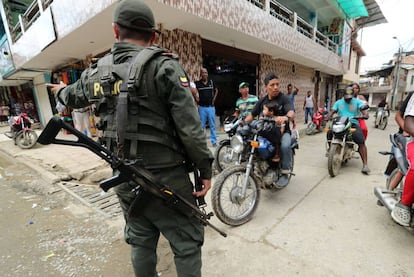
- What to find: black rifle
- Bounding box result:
[37,117,227,237]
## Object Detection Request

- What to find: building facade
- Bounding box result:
[0,0,384,126]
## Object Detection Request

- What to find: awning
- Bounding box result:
[335,0,368,18]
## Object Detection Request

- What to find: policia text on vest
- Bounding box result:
[93,80,122,97]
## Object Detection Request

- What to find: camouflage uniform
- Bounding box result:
[56,1,212,276]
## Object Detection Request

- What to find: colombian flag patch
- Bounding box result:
[180,76,189,87]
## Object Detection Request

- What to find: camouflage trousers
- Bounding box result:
[114,165,204,277]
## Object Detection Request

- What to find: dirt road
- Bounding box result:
[0,150,175,277]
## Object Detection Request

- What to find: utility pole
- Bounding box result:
[392,36,402,110]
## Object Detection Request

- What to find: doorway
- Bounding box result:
[201,39,259,125]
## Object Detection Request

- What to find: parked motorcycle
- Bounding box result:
[326,115,367,177]
[374,107,388,130]
[211,118,299,226]
[214,115,242,172]
[375,133,408,213]
[4,113,38,149]
[306,107,329,135]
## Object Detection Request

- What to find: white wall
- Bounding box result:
[406,69,414,92]
[32,74,53,126]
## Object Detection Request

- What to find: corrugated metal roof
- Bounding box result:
[356,0,387,28]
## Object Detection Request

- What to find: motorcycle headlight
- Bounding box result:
[230,135,244,154]
[224,123,233,132]
[332,123,345,133]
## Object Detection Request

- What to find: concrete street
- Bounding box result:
[1,112,414,276]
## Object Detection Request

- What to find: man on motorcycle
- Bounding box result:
[233,82,258,118]
[391,93,414,226]
[327,88,370,174]
[376,96,389,118]
[245,73,294,187]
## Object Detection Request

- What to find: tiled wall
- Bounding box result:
[260,54,315,121]
[159,29,202,82]
[158,27,318,121]
[154,0,341,122]
[156,0,342,71]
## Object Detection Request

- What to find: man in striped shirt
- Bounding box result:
[234,82,258,118]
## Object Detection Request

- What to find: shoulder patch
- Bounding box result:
[161,52,179,60]
[180,76,189,87]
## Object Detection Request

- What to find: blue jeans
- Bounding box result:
[280,132,292,173]
[198,106,216,145]
[305,107,313,124]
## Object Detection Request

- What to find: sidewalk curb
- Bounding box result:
[15,155,62,184]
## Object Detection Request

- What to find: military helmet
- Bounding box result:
[113,0,158,33]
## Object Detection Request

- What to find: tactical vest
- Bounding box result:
[88,46,187,169]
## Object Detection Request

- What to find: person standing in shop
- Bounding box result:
[195,67,218,147]
[303,90,316,124]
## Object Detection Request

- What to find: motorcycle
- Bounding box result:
[211,118,299,226]
[306,107,329,135]
[214,115,242,172]
[374,133,408,213]
[326,115,367,177]
[374,107,389,130]
[4,113,38,149]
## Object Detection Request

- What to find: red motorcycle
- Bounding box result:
[305,107,328,135]
[4,113,38,149]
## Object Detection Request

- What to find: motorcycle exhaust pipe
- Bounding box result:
[374,187,398,212]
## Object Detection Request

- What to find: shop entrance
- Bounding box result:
[201,39,259,124]
[0,84,39,124]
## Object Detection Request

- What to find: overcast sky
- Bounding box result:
[358,0,414,73]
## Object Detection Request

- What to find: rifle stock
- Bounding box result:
[38,117,227,237]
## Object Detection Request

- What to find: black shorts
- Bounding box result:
[351,123,365,145]
[326,123,365,145]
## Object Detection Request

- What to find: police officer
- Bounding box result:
[47,1,213,276]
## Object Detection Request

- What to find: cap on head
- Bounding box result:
[113,0,157,33]
[239,82,249,89]
[344,87,354,99]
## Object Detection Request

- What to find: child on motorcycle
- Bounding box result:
[261,102,285,162]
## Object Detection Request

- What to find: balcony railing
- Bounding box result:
[252,0,340,55]
[248,0,265,10]
[9,0,54,42]
[270,0,293,27]
[10,0,340,56]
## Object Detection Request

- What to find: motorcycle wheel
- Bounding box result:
[214,140,239,173]
[15,131,38,149]
[328,144,342,177]
[211,165,260,226]
[305,122,317,135]
[379,117,388,130]
[386,168,404,190]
